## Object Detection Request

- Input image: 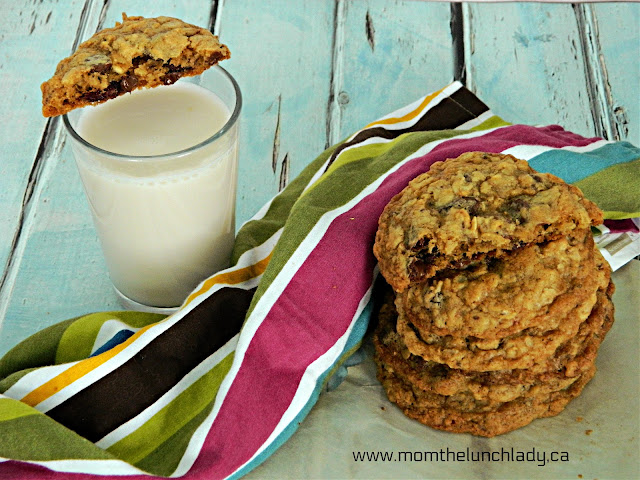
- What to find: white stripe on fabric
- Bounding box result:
[187,232,278,307]
[3,362,78,402]
[95,333,239,449]
[239,145,336,230]
[315,135,398,181]
[244,125,511,341]
[224,134,609,474]
[456,110,497,130]
[501,139,610,160]
[309,83,469,193]
[6,311,188,411]
[17,278,237,412]
[23,224,280,412]
[302,156,333,194]
[229,280,376,479]
[352,81,464,135]
[238,195,275,228]
[91,319,141,356]
[233,229,282,269]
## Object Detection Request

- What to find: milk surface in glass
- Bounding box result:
[72,81,238,308]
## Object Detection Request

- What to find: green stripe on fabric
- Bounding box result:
[470,115,509,131]
[0,318,75,381]
[56,311,165,364]
[314,135,418,186]
[0,397,39,422]
[231,143,341,265]
[133,401,214,477]
[574,157,640,219]
[246,129,468,318]
[105,351,235,468]
[0,411,115,461]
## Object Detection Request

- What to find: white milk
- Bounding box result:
[72,82,238,308]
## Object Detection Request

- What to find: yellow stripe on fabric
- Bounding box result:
[184,253,272,306]
[20,322,157,408]
[362,84,449,129]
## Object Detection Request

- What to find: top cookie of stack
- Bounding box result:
[374,151,602,292]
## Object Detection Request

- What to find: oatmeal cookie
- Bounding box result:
[373,152,602,292]
[396,231,597,339]
[41,14,230,117]
[396,250,611,372]
[376,363,584,414]
[373,278,614,407]
[379,362,596,437]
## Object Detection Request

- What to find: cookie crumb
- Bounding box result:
[576,416,583,422]
[585,429,593,435]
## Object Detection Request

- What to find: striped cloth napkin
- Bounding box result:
[0,82,638,479]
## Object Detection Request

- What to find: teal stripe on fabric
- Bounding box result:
[528,141,640,184]
[228,297,373,480]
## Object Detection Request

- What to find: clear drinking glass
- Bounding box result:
[63,66,241,312]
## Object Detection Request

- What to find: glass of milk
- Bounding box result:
[63,65,241,312]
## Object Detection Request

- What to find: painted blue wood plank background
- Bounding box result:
[0,0,638,357]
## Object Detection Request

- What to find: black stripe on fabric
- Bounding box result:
[449,86,490,117]
[325,85,489,171]
[46,287,255,443]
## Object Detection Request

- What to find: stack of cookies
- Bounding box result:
[372,152,615,437]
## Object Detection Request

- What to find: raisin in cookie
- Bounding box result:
[395,249,611,372]
[41,14,230,117]
[373,278,614,408]
[373,152,602,292]
[378,362,596,437]
[396,231,598,340]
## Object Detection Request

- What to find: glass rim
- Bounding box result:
[62,65,242,162]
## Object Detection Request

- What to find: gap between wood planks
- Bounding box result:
[573,4,626,141]
[453,2,621,142]
[0,0,109,323]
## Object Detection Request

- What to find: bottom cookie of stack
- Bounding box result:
[372,277,615,437]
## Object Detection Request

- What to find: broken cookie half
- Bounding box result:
[41,14,230,117]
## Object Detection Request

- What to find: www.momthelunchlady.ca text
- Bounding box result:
[352,447,569,467]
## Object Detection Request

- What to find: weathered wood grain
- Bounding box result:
[217,0,336,223]
[0,0,101,353]
[589,2,639,145]
[0,0,637,357]
[464,3,597,138]
[338,0,455,139]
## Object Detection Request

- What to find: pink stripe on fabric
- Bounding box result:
[2,125,603,480]
[185,124,602,480]
[604,219,639,233]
